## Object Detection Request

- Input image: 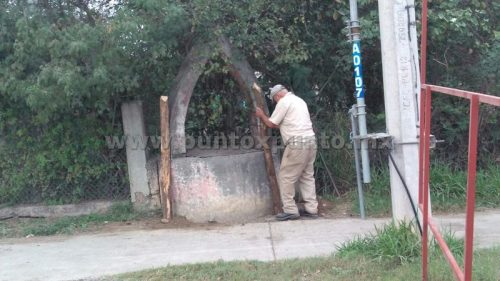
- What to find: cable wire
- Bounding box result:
[386,148,423,235]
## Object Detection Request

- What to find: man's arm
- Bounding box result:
[255,108,279,129]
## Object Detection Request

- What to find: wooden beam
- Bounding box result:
[160,96,172,223]
[251,84,283,214]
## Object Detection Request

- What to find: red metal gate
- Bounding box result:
[419,1,500,280]
[418,85,500,281]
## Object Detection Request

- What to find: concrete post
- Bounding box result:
[121,101,150,207]
[378,0,425,222]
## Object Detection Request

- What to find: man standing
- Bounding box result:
[255,84,319,221]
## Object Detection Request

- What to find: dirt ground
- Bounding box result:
[104,197,355,231]
[86,197,356,234]
[0,196,355,241]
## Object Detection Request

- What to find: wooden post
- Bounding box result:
[160,96,172,223]
[251,84,283,214]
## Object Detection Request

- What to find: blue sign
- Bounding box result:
[352,41,365,98]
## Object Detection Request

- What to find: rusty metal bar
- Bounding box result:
[463,96,480,281]
[420,0,429,85]
[428,219,465,281]
[425,84,500,106]
[418,87,426,206]
[421,86,432,281]
[419,1,429,217]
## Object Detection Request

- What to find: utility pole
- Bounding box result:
[377,0,425,221]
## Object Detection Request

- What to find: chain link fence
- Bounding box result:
[0,142,130,209]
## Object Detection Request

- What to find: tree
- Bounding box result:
[0,0,497,205]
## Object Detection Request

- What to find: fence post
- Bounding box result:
[464,95,480,280]
[121,101,150,207]
[160,96,172,223]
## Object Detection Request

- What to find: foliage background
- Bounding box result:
[0,0,498,206]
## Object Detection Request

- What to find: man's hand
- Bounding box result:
[254,107,279,129]
[255,107,265,119]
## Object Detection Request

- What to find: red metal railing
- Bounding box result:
[419,0,500,280]
[419,85,500,281]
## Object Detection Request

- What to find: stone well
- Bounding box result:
[169,149,279,223]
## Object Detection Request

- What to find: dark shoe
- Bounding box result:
[276,212,300,221]
[299,209,319,218]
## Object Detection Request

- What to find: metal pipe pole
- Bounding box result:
[350,105,366,219]
[349,0,371,184]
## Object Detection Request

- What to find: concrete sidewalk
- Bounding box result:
[1,210,500,281]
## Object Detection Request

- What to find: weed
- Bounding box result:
[336,221,421,264]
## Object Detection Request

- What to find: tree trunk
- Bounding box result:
[168,42,211,155]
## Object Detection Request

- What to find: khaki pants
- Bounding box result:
[279,144,318,214]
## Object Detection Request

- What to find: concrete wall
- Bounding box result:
[0,201,121,219]
[166,151,279,223]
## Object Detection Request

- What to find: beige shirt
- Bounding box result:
[269,92,315,144]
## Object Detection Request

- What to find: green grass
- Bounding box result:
[337,221,465,264]
[107,223,498,281]
[107,247,500,281]
[351,164,500,216]
[431,163,500,211]
[337,221,422,264]
[353,167,392,216]
[0,202,158,238]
